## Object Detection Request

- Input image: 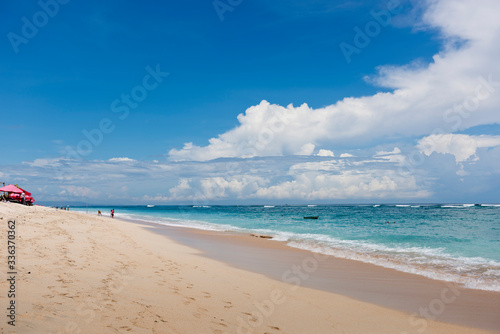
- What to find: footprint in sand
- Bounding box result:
[193,306,208,318]
[248,315,260,323]
[183,296,196,305]
[211,320,228,333]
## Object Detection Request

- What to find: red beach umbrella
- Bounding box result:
[0,184,23,194]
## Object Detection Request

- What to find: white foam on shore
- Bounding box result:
[283,236,500,292]
[118,212,241,233]
[196,224,500,292]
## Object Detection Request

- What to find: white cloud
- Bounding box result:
[163,155,431,201]
[298,143,316,155]
[374,147,405,163]
[253,170,429,200]
[168,175,269,201]
[422,0,499,43]
[340,153,354,158]
[108,157,136,163]
[168,178,192,199]
[250,156,431,200]
[169,0,500,162]
[417,134,500,162]
[25,157,67,168]
[375,147,401,156]
[317,149,335,157]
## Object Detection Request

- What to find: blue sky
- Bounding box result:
[1,0,499,204]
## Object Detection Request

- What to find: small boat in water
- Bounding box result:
[304,216,319,219]
[147,205,155,208]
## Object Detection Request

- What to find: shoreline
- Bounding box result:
[1,203,498,333]
[122,217,500,332]
[83,204,500,294]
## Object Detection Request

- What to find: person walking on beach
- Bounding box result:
[98,210,102,216]
[111,209,114,218]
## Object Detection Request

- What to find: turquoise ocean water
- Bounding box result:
[73,204,500,292]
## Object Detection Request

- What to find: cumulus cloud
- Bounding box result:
[417,134,500,162]
[164,156,431,201]
[169,0,500,162]
[168,175,269,201]
[252,156,430,200]
[253,170,429,200]
[317,149,335,157]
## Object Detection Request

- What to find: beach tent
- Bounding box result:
[0,184,35,204]
[0,184,23,193]
[17,186,32,196]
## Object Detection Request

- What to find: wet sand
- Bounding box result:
[135,220,500,332]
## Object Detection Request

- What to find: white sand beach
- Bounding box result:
[0,203,498,333]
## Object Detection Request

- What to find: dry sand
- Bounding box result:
[0,203,497,333]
